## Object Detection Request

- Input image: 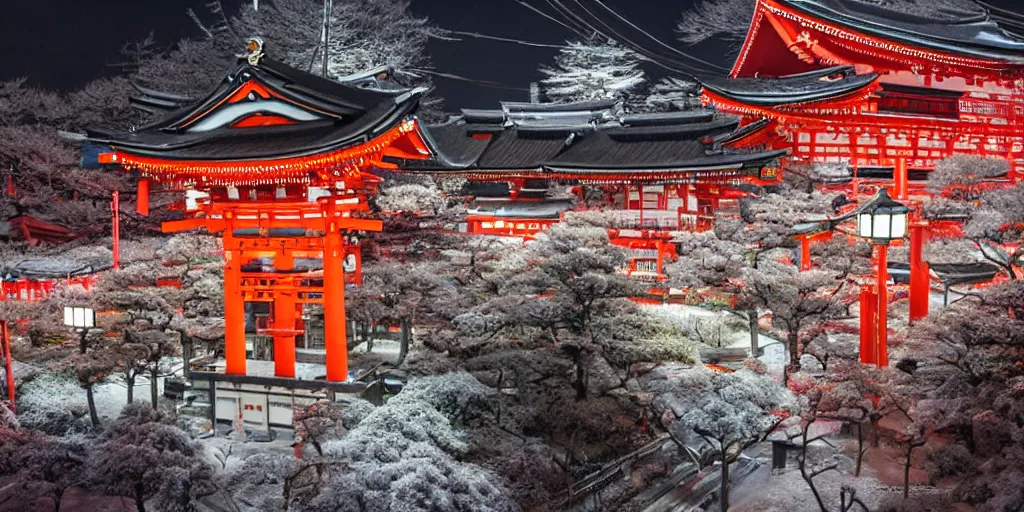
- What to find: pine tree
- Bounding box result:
[539,41,646,104]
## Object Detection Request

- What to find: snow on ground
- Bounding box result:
[640,303,785,374]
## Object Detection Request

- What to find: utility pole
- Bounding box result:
[322,0,333,77]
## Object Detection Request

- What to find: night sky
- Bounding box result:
[2,1,1023,109]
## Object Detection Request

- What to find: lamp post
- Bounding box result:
[855,188,910,367]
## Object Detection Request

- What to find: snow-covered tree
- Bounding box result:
[927,155,1010,200]
[88,403,215,512]
[739,261,848,380]
[297,375,515,512]
[540,40,646,104]
[11,434,89,512]
[214,0,442,79]
[647,366,795,512]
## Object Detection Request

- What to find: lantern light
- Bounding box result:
[64,307,95,329]
[855,188,909,243]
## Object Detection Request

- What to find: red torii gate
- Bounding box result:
[90,40,432,381]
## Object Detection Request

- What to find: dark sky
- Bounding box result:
[2,1,1023,109]
[0,0,689,108]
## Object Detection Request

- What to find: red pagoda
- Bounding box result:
[703,0,1024,196]
[89,39,432,382]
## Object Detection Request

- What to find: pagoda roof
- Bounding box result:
[87,56,426,162]
[394,100,784,175]
[701,66,879,106]
[777,0,1024,64]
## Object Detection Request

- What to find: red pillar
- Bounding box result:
[859,286,876,365]
[136,178,150,216]
[323,205,349,382]
[111,191,120,270]
[2,321,15,412]
[876,244,889,368]
[800,236,812,271]
[224,235,247,376]
[909,223,930,322]
[894,158,909,201]
[273,292,297,378]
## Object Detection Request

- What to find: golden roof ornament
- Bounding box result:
[244,37,265,66]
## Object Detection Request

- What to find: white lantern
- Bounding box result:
[855,188,910,243]
[63,306,95,329]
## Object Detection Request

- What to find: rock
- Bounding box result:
[470,370,502,388]
[624,377,642,393]
[588,356,623,396]
[629,362,658,376]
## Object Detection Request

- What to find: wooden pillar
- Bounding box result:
[909,223,929,322]
[223,233,247,376]
[894,158,909,201]
[323,203,348,382]
[273,292,297,378]
[136,178,150,216]
[859,285,876,365]
[876,245,889,368]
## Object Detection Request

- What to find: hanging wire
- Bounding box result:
[560,0,705,76]
[517,1,591,39]
[406,68,532,92]
[446,31,575,49]
[586,0,730,74]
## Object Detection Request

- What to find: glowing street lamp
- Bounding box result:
[856,188,910,243]
[854,188,910,367]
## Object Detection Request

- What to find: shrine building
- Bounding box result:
[703,0,1024,199]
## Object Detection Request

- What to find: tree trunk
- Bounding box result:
[787,330,800,369]
[181,339,192,380]
[135,484,147,512]
[126,374,135,404]
[572,351,588,400]
[53,489,62,512]
[855,422,864,477]
[398,317,410,363]
[748,311,759,357]
[150,367,159,409]
[86,384,99,427]
[78,331,88,354]
[719,453,730,512]
[903,444,915,500]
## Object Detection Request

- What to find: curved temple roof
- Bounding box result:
[87,57,427,162]
[777,0,1024,64]
[701,66,879,107]
[392,101,784,177]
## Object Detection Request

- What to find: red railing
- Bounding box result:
[0,275,98,302]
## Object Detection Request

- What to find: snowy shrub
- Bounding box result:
[17,372,87,435]
[340,397,377,430]
[392,373,496,426]
[452,312,504,337]
[925,444,974,483]
[219,452,302,512]
[305,379,516,512]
